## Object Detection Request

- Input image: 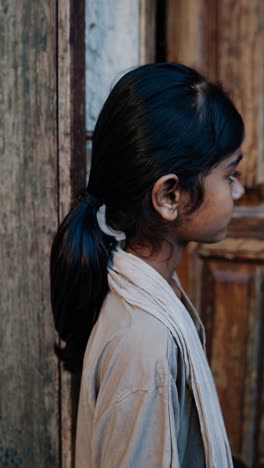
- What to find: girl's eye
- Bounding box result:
[228,171,241,183]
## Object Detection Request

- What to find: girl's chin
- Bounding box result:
[199,227,228,244]
[177,225,229,244]
[209,227,228,243]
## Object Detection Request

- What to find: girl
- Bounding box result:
[50,63,245,467]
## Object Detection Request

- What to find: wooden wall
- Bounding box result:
[0,1,86,467]
[0,1,59,466]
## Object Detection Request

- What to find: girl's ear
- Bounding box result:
[151,174,180,221]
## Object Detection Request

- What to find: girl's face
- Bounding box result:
[176,147,244,244]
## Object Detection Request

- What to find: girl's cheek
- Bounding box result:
[231,180,245,200]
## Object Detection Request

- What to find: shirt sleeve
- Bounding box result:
[91,376,180,468]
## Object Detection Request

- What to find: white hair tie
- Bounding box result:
[97,205,126,242]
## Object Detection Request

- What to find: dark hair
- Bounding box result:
[50,62,244,372]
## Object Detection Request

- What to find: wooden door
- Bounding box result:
[0,1,86,467]
[0,1,59,466]
[166,1,264,466]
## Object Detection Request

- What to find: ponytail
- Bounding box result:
[50,199,113,372]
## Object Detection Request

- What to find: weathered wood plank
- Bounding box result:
[200,260,263,465]
[58,0,72,222]
[58,2,74,466]
[167,0,264,189]
[257,328,264,465]
[0,1,59,466]
[217,0,264,187]
[58,1,86,467]
[166,0,218,76]
[140,0,157,64]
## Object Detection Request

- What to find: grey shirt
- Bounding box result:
[75,289,205,467]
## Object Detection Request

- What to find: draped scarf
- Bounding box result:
[108,247,233,468]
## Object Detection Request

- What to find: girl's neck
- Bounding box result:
[125,239,186,292]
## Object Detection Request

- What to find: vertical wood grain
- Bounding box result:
[166,0,264,190]
[0,1,59,466]
[217,0,264,188]
[140,0,157,64]
[58,1,86,467]
[199,256,263,466]
[256,269,264,466]
[58,4,73,467]
[166,0,218,76]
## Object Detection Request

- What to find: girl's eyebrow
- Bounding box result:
[225,154,243,169]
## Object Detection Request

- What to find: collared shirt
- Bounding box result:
[75,289,205,467]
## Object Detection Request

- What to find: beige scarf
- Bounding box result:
[108,247,233,468]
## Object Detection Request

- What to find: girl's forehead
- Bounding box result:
[220,147,243,169]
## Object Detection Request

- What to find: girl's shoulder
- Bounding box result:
[82,290,180,399]
[94,289,176,357]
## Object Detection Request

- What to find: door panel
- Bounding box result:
[166,1,264,466]
[196,239,263,466]
[217,0,264,188]
[199,252,263,464]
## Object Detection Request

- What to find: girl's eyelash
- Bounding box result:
[228,170,241,182]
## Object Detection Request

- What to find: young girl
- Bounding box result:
[50,63,245,467]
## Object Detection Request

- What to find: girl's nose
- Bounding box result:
[232,180,245,200]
